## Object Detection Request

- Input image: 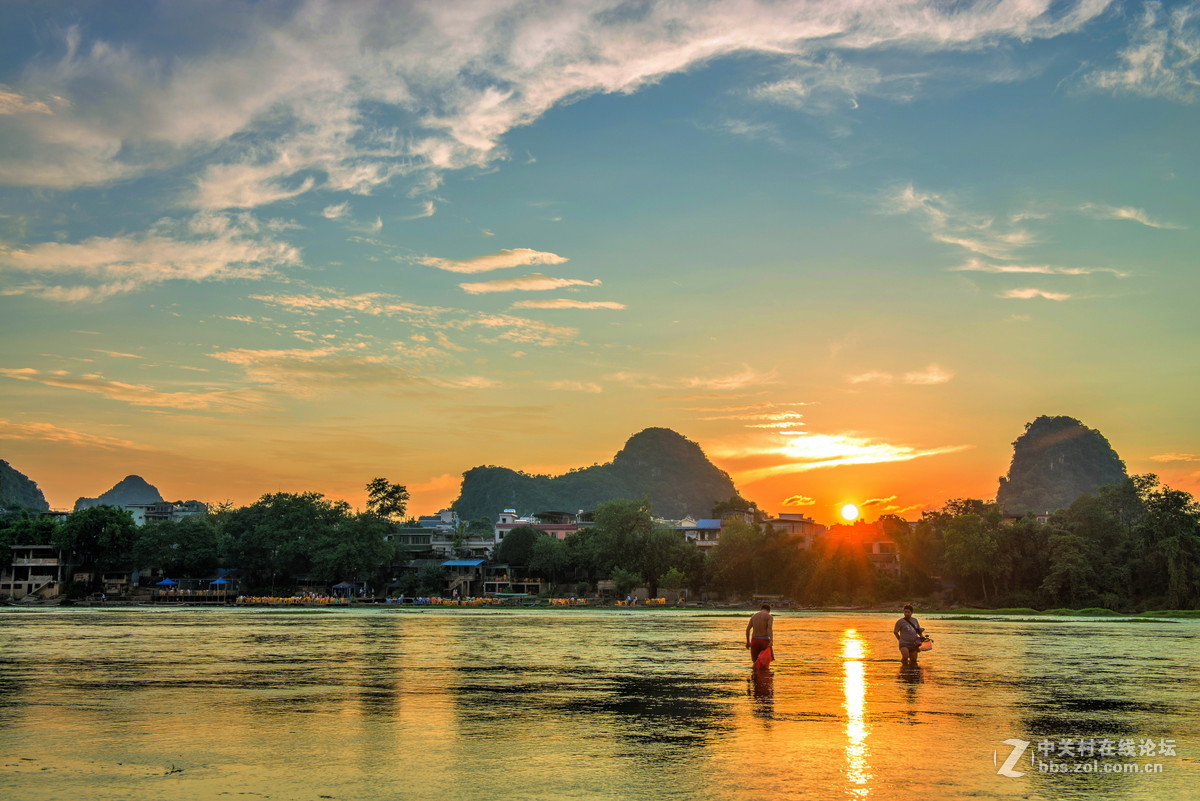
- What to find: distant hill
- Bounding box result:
[452,427,740,521]
[0,459,50,512]
[996,415,1128,514]
[74,475,165,511]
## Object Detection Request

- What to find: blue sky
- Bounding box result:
[1,0,1197,522]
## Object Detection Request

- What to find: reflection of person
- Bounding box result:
[745,603,774,663]
[893,603,925,665]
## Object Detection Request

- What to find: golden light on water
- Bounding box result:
[840,504,860,522]
[841,628,871,798]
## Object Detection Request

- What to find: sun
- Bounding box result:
[840,503,859,522]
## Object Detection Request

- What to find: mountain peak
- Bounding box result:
[74,474,166,511]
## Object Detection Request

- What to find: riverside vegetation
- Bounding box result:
[2,473,1199,611]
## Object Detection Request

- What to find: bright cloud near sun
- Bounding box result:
[722,431,970,484]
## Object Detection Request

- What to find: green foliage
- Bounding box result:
[659,566,686,591]
[997,416,1128,514]
[54,505,138,584]
[494,524,544,566]
[365,478,409,522]
[223,492,393,593]
[610,566,640,596]
[133,516,221,578]
[0,459,50,512]
[0,512,59,564]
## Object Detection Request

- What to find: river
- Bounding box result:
[1,607,1196,800]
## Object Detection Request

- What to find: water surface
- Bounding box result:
[1,608,1196,800]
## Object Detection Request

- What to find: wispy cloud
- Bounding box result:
[0,367,269,412]
[511,299,626,309]
[1150,453,1200,462]
[91,349,143,359]
[951,257,1130,277]
[459,273,601,294]
[1083,1,1200,103]
[1079,202,1185,230]
[998,288,1072,301]
[420,248,569,274]
[782,495,816,507]
[322,202,350,219]
[0,418,152,451]
[401,200,437,220]
[0,213,301,301]
[0,87,58,115]
[848,363,954,385]
[861,495,898,508]
[884,183,1034,259]
[544,380,603,393]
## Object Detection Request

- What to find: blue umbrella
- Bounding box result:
[209,578,228,585]
[155,578,178,586]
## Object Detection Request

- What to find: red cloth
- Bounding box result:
[750,637,772,663]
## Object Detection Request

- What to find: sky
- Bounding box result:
[1,0,1198,525]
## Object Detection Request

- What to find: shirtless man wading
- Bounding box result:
[745,603,773,663]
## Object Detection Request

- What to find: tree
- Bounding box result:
[495,524,543,566]
[133,516,221,577]
[365,478,409,522]
[529,535,569,585]
[592,497,654,574]
[309,512,396,589]
[0,512,59,566]
[53,505,138,589]
[941,513,1001,603]
[659,567,686,592]
[224,492,351,592]
[611,566,640,597]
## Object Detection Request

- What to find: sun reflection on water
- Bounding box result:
[842,628,871,798]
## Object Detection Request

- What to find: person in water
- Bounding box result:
[893,603,925,665]
[745,603,773,664]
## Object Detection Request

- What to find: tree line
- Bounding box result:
[2,474,1197,609]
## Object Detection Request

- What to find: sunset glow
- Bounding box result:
[1,1,1197,524]
[841,504,860,523]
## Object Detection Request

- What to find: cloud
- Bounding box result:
[0,213,301,301]
[251,288,580,348]
[1078,203,1185,230]
[1083,1,1200,103]
[459,273,601,294]
[951,257,1130,277]
[91,349,143,359]
[0,87,58,115]
[699,411,806,422]
[322,202,350,219]
[782,495,816,507]
[192,163,316,209]
[0,418,153,451]
[511,299,626,309]
[884,183,1034,259]
[401,200,438,220]
[209,345,414,395]
[545,380,603,393]
[1150,453,1200,463]
[848,363,954,385]
[902,364,955,385]
[0,0,1112,199]
[0,367,269,411]
[860,495,898,508]
[420,248,569,274]
[998,288,1072,301]
[722,431,970,482]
